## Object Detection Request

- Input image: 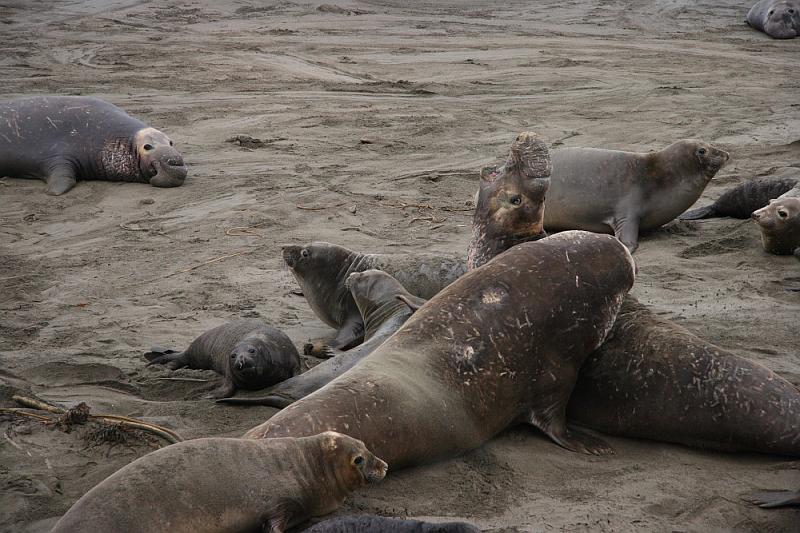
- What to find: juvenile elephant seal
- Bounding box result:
[283,242,464,352]
[680,176,798,220]
[0,96,187,195]
[51,432,387,533]
[744,488,800,508]
[219,269,425,408]
[751,196,800,255]
[747,0,800,39]
[306,515,481,532]
[246,231,636,468]
[541,139,729,252]
[145,319,301,398]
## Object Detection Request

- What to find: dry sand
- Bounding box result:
[1,0,799,531]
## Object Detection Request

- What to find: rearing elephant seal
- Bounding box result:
[246,231,637,468]
[747,0,800,39]
[542,139,729,252]
[144,319,301,398]
[51,432,387,533]
[0,96,187,195]
[751,196,800,255]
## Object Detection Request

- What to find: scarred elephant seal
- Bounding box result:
[0,96,187,195]
[144,319,301,399]
[51,432,387,533]
[751,196,800,255]
[245,231,637,468]
[747,0,800,39]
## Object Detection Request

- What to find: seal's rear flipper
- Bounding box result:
[216,395,295,409]
[679,205,716,220]
[743,490,800,508]
[144,347,188,369]
[524,409,614,456]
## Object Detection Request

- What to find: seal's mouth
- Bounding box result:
[149,151,187,188]
[282,246,302,269]
[363,458,388,483]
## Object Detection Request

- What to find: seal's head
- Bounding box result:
[134,127,188,188]
[763,1,799,39]
[345,270,426,338]
[318,431,388,487]
[666,140,729,181]
[752,197,800,254]
[228,338,285,388]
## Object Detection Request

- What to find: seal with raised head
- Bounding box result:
[305,515,481,532]
[145,319,301,399]
[282,242,464,353]
[680,176,799,220]
[747,0,800,39]
[0,95,187,195]
[539,139,729,252]
[245,231,637,468]
[51,431,387,533]
[751,196,800,255]
[218,269,425,408]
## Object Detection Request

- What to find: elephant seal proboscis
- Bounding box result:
[282,242,464,353]
[218,269,425,408]
[0,96,187,195]
[305,515,481,532]
[751,196,800,255]
[747,0,800,39]
[680,176,798,220]
[51,432,387,533]
[539,139,729,252]
[245,231,636,468]
[145,319,301,399]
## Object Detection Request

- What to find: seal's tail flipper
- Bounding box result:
[743,490,800,508]
[144,347,187,369]
[679,205,715,220]
[216,395,295,409]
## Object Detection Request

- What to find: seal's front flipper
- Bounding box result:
[612,216,640,253]
[217,394,295,409]
[525,408,613,455]
[303,341,343,358]
[743,490,800,508]
[45,167,77,196]
[204,379,236,400]
[680,205,715,220]
[320,317,365,352]
[144,347,188,370]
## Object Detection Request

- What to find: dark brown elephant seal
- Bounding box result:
[305,515,481,532]
[144,319,301,399]
[0,96,187,195]
[218,269,424,408]
[245,231,637,468]
[51,432,387,533]
[751,196,800,255]
[540,139,729,252]
[680,176,798,220]
[747,0,800,39]
[282,242,464,352]
[744,489,800,508]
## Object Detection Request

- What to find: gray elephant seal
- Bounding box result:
[306,515,481,532]
[744,488,800,508]
[542,139,729,252]
[0,96,187,195]
[283,242,464,352]
[246,231,636,468]
[747,0,800,38]
[51,432,387,533]
[751,196,800,255]
[144,319,301,399]
[680,176,798,220]
[218,269,425,408]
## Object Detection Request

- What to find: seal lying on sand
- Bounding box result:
[744,488,800,508]
[306,515,481,532]
[245,231,637,468]
[747,0,800,39]
[0,96,187,195]
[219,269,424,408]
[51,432,387,533]
[145,319,301,399]
[680,176,798,220]
[540,139,729,252]
[283,242,464,352]
[751,196,800,255]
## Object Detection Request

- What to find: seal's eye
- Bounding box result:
[778,210,788,219]
[769,9,774,15]
[143,144,154,151]
[248,348,256,354]
[789,8,795,13]
[169,140,174,147]
[301,249,310,258]
[697,148,706,155]
[230,353,236,359]
[509,195,522,206]
[353,456,364,466]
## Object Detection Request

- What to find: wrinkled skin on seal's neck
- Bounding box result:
[96,127,186,186]
[467,131,551,269]
[751,197,800,255]
[346,270,425,340]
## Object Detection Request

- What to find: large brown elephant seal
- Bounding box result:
[0,96,187,195]
[751,196,800,255]
[747,0,800,38]
[144,319,301,399]
[282,242,464,352]
[51,431,387,533]
[218,269,424,408]
[245,231,637,468]
[306,515,481,532]
[540,139,729,252]
[680,176,798,220]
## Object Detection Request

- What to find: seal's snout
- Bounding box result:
[363,457,388,483]
[282,246,302,268]
[149,148,188,188]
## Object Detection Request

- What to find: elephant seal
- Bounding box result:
[0,96,187,195]
[283,242,464,352]
[245,231,637,468]
[680,176,798,220]
[751,196,800,255]
[218,269,425,408]
[144,319,301,399]
[306,515,481,532]
[540,139,729,252]
[51,432,387,533]
[744,488,800,508]
[747,0,800,39]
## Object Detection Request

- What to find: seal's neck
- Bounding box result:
[466,220,545,270]
[95,137,149,183]
[358,298,413,340]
